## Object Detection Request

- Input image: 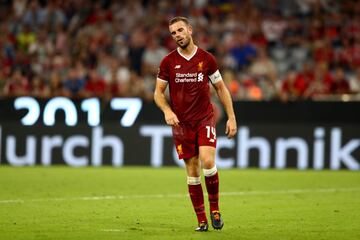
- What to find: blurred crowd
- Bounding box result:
[0,0,360,102]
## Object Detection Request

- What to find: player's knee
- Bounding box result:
[203,161,215,170]
[199,146,216,169]
[200,155,215,169]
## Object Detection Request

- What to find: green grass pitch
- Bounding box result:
[0,167,359,240]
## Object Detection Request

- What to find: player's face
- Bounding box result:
[169,21,192,49]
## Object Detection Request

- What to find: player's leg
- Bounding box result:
[173,123,208,231]
[199,146,224,230]
[199,146,219,212]
[197,116,221,214]
[184,156,208,231]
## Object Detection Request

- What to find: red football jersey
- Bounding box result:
[158,47,220,122]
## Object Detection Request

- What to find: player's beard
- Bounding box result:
[177,36,190,49]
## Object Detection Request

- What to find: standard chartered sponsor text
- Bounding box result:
[175,73,198,83]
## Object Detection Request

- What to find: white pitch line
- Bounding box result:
[101,229,126,232]
[0,188,359,205]
[221,187,360,196]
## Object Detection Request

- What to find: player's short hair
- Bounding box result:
[169,16,190,26]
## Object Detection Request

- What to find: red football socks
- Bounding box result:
[188,184,207,223]
[205,172,219,212]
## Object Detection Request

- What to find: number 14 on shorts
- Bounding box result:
[206,126,216,143]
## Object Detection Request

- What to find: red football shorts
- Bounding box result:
[172,114,217,160]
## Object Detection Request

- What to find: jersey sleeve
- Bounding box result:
[208,53,218,75]
[208,53,222,84]
[157,56,170,82]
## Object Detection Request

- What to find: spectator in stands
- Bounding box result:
[128,28,146,75]
[249,47,277,83]
[280,69,308,101]
[240,74,263,101]
[127,71,145,99]
[22,0,46,30]
[261,12,287,47]
[249,47,278,100]
[304,62,332,98]
[51,52,70,77]
[106,70,123,99]
[48,71,65,97]
[85,1,113,26]
[74,61,87,81]
[349,67,360,94]
[103,58,130,97]
[0,74,5,97]
[313,39,334,65]
[230,31,257,70]
[282,17,306,48]
[0,42,13,92]
[112,34,129,63]
[96,50,113,80]
[141,38,168,101]
[12,0,27,20]
[142,38,168,76]
[83,69,107,98]
[63,68,86,98]
[350,38,360,70]
[334,37,354,71]
[28,28,54,68]
[3,69,29,96]
[42,0,66,33]
[30,75,49,98]
[329,67,351,94]
[298,62,315,84]
[54,24,69,53]
[308,17,324,42]
[16,24,36,52]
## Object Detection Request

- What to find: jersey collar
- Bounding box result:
[177,46,198,61]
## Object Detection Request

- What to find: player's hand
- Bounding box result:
[164,110,180,126]
[225,117,237,138]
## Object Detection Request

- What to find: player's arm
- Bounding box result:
[211,73,237,138]
[154,79,180,126]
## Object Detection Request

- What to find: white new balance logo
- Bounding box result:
[174,65,181,69]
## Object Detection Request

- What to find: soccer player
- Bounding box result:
[154,16,237,231]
